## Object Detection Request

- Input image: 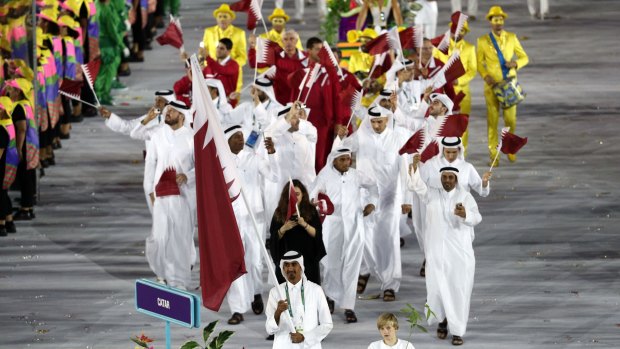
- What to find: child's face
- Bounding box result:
[379,324,397,344]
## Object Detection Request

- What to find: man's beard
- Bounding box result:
[165,117,178,126]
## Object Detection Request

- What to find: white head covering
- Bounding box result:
[167,100,192,127]
[326,146,352,171]
[440,166,459,175]
[430,93,454,115]
[253,78,277,103]
[440,136,464,161]
[155,89,175,103]
[279,250,305,281]
[205,77,228,103]
[224,124,243,141]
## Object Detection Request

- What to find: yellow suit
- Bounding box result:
[202,25,247,91]
[435,38,477,150]
[477,30,528,161]
[347,50,374,75]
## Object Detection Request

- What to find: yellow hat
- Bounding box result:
[360,28,378,39]
[486,6,508,20]
[0,35,11,53]
[6,78,33,98]
[268,8,290,22]
[346,30,359,43]
[37,7,59,24]
[213,4,235,20]
[57,14,78,29]
[0,96,14,116]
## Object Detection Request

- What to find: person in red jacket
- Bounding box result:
[203,38,240,107]
[173,60,193,107]
[248,29,307,105]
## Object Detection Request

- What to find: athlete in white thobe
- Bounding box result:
[408,163,481,344]
[310,147,378,321]
[143,101,196,289]
[335,106,411,299]
[224,124,280,324]
[265,251,332,349]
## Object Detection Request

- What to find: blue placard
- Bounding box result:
[135,279,201,328]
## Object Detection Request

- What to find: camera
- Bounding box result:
[290,214,298,222]
[154,108,161,115]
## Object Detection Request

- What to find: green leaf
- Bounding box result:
[179,340,202,349]
[215,330,235,348]
[415,324,428,333]
[203,321,218,344]
[130,338,149,348]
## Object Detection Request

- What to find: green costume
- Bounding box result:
[164,0,181,17]
[95,0,124,105]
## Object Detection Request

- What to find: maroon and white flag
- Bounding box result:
[230,0,263,30]
[420,139,440,163]
[191,56,246,311]
[499,127,528,155]
[156,15,184,52]
[399,128,426,155]
[58,79,84,101]
[431,30,451,55]
[436,113,469,137]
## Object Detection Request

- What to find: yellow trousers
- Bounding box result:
[457,85,471,152]
[484,85,517,160]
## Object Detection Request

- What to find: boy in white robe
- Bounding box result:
[408,157,482,346]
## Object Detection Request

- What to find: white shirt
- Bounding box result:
[368,339,415,349]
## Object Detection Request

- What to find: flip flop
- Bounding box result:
[357,274,370,294]
[344,309,357,323]
[383,289,396,302]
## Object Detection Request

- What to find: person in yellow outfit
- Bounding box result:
[476,6,528,166]
[435,12,476,153]
[201,4,247,92]
[346,28,377,79]
[260,8,302,50]
[255,8,302,74]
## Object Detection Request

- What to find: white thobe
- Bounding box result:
[213,96,234,125]
[414,0,438,38]
[263,122,317,228]
[368,339,415,349]
[265,279,333,349]
[420,157,490,197]
[106,112,163,213]
[396,81,423,130]
[408,168,481,337]
[451,0,478,17]
[144,125,196,288]
[226,147,279,314]
[228,99,283,134]
[310,165,378,310]
[337,125,411,291]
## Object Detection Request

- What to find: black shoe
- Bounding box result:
[0,225,7,237]
[5,221,16,233]
[48,157,56,166]
[265,334,274,341]
[40,159,49,168]
[52,142,61,150]
[118,67,131,77]
[400,238,405,247]
[252,294,264,315]
[71,114,84,123]
[227,312,244,325]
[144,42,153,51]
[28,210,35,219]
[13,210,33,221]
[59,133,71,140]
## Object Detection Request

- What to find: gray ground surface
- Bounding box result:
[1,0,620,348]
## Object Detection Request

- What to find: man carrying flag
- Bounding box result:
[144,100,196,290]
[190,56,247,311]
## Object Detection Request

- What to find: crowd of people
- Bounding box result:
[1,1,536,348]
[0,0,181,237]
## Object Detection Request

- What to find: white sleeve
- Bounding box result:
[258,152,280,183]
[143,139,157,195]
[299,120,318,144]
[302,286,333,348]
[407,166,429,203]
[358,171,379,208]
[105,113,144,135]
[467,164,489,197]
[461,193,482,227]
[265,286,294,335]
[130,122,159,141]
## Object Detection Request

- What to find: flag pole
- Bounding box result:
[489,146,501,172]
[239,187,297,332]
[59,91,99,108]
[289,176,301,216]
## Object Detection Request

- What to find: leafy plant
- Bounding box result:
[179,320,234,349]
[401,303,436,337]
[131,333,155,349]
[320,0,351,45]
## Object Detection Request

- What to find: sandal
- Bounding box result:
[252,294,264,315]
[227,312,244,325]
[420,259,426,277]
[357,274,370,294]
[437,319,448,340]
[344,309,357,323]
[452,335,464,346]
[383,289,396,302]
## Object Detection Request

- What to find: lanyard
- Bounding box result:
[285,280,305,319]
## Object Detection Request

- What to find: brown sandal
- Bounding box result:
[227,312,244,325]
[357,274,370,294]
[452,335,463,346]
[437,319,448,339]
[344,309,357,323]
[383,289,396,302]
